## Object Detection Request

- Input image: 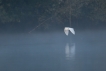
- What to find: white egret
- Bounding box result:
[64,27,75,36]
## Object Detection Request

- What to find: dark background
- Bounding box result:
[0,0,106,33]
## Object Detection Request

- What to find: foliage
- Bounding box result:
[0,0,106,23]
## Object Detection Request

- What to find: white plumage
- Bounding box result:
[64,27,75,36]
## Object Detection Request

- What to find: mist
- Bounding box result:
[0,0,106,71]
[0,30,106,71]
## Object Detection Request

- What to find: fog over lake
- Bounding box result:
[0,30,106,71]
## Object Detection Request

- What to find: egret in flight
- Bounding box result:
[64,27,75,36]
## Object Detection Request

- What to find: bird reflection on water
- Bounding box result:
[65,43,75,60]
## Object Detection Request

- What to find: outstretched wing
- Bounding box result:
[69,28,75,35]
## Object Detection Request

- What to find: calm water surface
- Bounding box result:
[0,31,106,71]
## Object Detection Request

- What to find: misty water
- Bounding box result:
[0,30,106,71]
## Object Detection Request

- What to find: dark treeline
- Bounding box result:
[0,0,106,33]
